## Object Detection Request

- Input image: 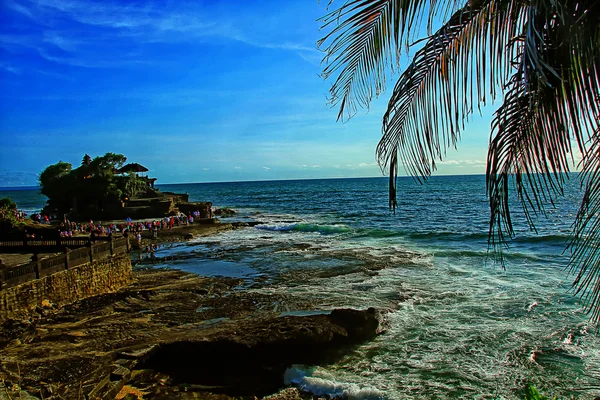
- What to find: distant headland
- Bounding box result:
[35,152,211,221]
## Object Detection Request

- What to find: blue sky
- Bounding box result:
[0,0,493,186]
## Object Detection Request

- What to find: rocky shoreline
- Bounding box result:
[0,223,389,399]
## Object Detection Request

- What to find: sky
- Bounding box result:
[0,0,494,187]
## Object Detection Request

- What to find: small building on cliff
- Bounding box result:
[38,153,212,221]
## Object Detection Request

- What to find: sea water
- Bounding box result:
[2,175,598,398]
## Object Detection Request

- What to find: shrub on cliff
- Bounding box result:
[0,197,27,235]
[39,153,147,219]
[0,197,17,210]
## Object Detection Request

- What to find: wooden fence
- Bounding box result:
[0,237,107,253]
[0,237,130,290]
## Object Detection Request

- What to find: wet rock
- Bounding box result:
[330,307,388,338]
[214,208,236,216]
[232,221,263,228]
[139,307,387,397]
[0,319,36,349]
[263,387,304,400]
[0,268,391,399]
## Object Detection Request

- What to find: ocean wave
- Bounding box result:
[407,231,571,245]
[430,248,546,262]
[256,223,351,235]
[284,366,384,400]
[407,231,489,241]
[512,233,571,244]
[355,228,402,239]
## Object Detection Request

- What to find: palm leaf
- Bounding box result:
[570,125,600,321]
[378,0,521,183]
[321,0,600,320]
[318,0,463,121]
[487,0,600,264]
[486,74,573,257]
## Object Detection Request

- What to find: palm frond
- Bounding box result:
[318,0,463,121]
[487,0,600,262]
[377,0,521,187]
[566,5,600,318]
[570,125,600,321]
[321,0,600,321]
[486,74,572,257]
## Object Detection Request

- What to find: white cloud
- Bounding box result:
[3,0,318,68]
[43,31,79,52]
[437,159,485,166]
[4,0,35,18]
[437,160,460,165]
[202,168,209,171]
[0,63,20,74]
[234,166,242,170]
[262,166,271,171]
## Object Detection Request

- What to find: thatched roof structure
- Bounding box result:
[117,163,148,174]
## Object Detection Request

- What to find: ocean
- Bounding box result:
[1,175,598,399]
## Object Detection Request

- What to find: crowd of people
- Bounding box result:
[0,207,28,222]
[55,212,205,239]
[30,213,53,224]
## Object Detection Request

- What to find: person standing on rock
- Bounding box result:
[149,243,156,261]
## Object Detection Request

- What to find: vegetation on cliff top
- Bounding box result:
[0,197,24,229]
[39,152,149,219]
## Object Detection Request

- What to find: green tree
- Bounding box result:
[39,161,72,194]
[0,197,17,210]
[0,197,22,232]
[82,154,92,166]
[38,161,73,213]
[88,152,127,177]
[124,172,147,198]
[38,153,134,218]
[319,1,600,319]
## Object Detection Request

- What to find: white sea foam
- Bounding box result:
[284,365,385,400]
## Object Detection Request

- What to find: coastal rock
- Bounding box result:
[263,387,303,400]
[139,307,387,397]
[0,268,389,399]
[232,221,263,228]
[214,207,236,216]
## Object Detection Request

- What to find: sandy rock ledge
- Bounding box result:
[0,268,388,399]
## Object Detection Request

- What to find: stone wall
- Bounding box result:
[0,254,133,323]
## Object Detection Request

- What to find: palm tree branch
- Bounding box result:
[487,0,600,263]
[377,0,520,188]
[569,123,600,321]
[319,0,466,121]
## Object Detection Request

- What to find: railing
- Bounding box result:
[0,237,111,253]
[0,237,130,290]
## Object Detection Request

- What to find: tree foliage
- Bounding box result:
[0,197,17,210]
[124,171,147,198]
[319,0,600,319]
[38,153,148,219]
[0,197,23,232]
[82,154,92,166]
[39,161,74,213]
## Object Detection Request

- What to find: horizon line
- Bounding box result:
[0,172,490,190]
[156,173,488,186]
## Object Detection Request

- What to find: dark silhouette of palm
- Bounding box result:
[319,0,600,320]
